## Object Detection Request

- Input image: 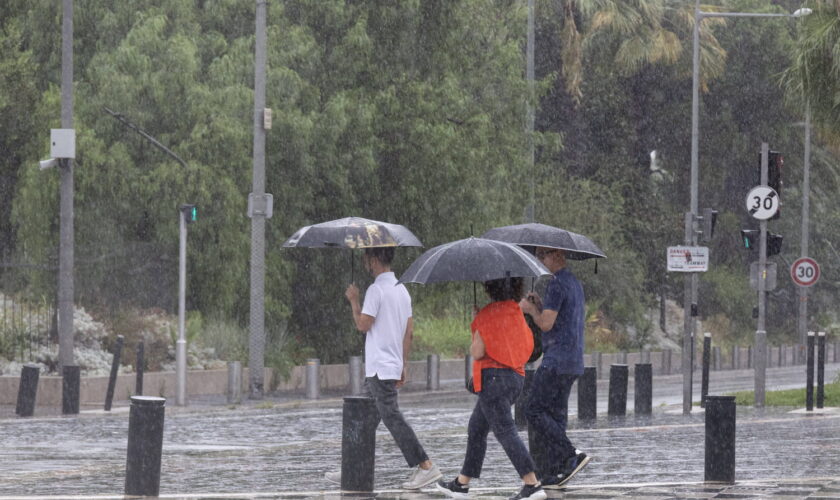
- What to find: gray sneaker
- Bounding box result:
[401,464,442,489]
[324,470,341,485]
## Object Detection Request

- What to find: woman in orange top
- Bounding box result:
[437,277,546,500]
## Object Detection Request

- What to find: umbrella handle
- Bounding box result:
[350,251,354,284]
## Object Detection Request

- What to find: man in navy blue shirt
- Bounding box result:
[519,247,590,489]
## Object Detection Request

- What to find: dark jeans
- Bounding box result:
[525,367,578,476]
[461,368,535,479]
[363,375,429,467]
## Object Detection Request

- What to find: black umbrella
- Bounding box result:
[282,216,423,249]
[480,223,606,260]
[398,237,550,285]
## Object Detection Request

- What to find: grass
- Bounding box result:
[411,314,471,360]
[726,381,840,407]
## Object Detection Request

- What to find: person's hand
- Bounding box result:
[345,284,360,303]
[519,294,538,316]
[526,292,542,309]
[396,366,407,388]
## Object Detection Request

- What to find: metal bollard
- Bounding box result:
[608,364,628,417]
[806,332,815,411]
[619,351,628,364]
[341,396,379,492]
[578,366,597,420]
[349,356,363,395]
[136,341,145,396]
[705,395,736,483]
[733,346,740,370]
[15,364,40,417]
[641,349,650,364]
[306,358,320,400]
[662,349,672,375]
[464,355,473,391]
[701,333,711,408]
[834,341,839,363]
[105,335,124,412]
[62,365,80,415]
[227,361,242,404]
[817,332,826,409]
[593,351,602,378]
[426,354,440,391]
[125,396,166,496]
[713,346,721,371]
[779,344,785,367]
[634,363,652,416]
[515,364,537,430]
[746,346,752,369]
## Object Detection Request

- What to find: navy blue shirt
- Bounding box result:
[540,268,585,375]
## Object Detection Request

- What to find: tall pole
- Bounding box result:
[683,0,702,415]
[755,143,769,407]
[525,0,535,223]
[249,0,268,399]
[176,209,187,406]
[798,104,811,349]
[58,0,75,369]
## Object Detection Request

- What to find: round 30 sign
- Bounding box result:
[791,257,820,287]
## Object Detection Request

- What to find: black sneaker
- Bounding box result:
[556,451,591,487]
[508,483,547,500]
[436,477,470,499]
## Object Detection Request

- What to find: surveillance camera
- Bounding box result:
[39,158,57,170]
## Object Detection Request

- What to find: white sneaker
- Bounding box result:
[324,470,341,484]
[401,464,442,489]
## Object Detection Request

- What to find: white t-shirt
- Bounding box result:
[361,271,412,380]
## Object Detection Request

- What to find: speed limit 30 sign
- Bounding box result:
[791,257,820,287]
[745,186,779,220]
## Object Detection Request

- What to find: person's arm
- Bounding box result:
[346,284,375,332]
[519,293,558,332]
[397,317,414,388]
[470,330,486,359]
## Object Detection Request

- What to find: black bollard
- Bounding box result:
[62,365,80,415]
[705,395,736,483]
[817,332,826,409]
[701,333,711,408]
[125,396,166,497]
[634,363,652,416]
[15,363,40,417]
[577,366,597,420]
[806,332,815,411]
[515,365,536,430]
[105,335,125,411]
[341,396,379,492]
[608,364,628,417]
[136,341,145,396]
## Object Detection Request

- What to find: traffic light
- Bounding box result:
[180,204,197,224]
[758,150,783,219]
[701,208,718,242]
[740,229,782,256]
[768,233,782,256]
[741,229,758,250]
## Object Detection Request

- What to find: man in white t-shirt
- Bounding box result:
[326,247,441,490]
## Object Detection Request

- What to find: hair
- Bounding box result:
[483,276,524,302]
[364,247,395,265]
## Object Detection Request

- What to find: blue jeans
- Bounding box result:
[525,366,578,476]
[364,376,429,467]
[461,368,536,479]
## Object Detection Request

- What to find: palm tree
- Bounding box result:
[781,0,840,143]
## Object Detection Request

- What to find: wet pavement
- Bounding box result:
[0,363,838,499]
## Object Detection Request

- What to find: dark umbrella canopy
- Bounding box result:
[282,217,422,248]
[480,223,606,260]
[398,237,550,285]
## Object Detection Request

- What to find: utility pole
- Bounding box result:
[798,104,811,354]
[58,0,75,370]
[249,0,269,399]
[755,143,770,407]
[525,0,535,223]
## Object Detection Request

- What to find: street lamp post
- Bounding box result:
[685,1,810,413]
[798,103,811,355]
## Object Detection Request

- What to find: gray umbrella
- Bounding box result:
[282,217,422,248]
[398,237,550,285]
[480,223,606,260]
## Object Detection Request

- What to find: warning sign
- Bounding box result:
[667,246,709,272]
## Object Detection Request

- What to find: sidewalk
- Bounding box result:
[0,364,838,499]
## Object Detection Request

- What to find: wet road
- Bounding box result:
[0,364,838,498]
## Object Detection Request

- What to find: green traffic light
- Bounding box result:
[190,206,197,222]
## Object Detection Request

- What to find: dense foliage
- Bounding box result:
[1,0,837,368]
